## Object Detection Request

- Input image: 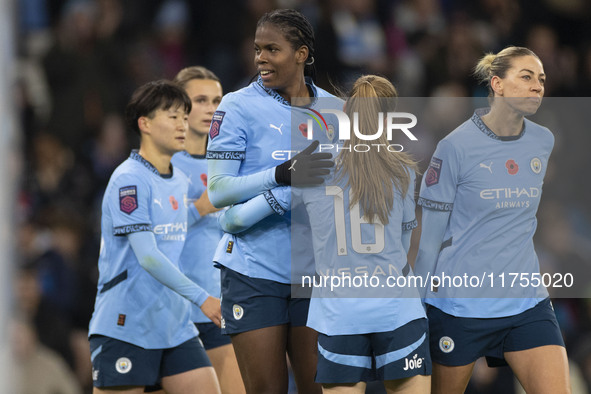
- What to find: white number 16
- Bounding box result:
[325,186,385,256]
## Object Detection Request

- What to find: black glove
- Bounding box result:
[275,140,334,186]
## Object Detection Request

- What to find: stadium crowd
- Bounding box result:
[13,0,591,392]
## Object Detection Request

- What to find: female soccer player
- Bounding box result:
[171,66,245,394]
[218,75,431,393]
[206,9,335,394]
[303,75,430,393]
[414,46,571,393]
[88,80,220,394]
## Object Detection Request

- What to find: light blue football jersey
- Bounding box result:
[89,151,198,348]
[418,109,552,318]
[206,77,339,283]
[171,151,223,323]
[301,159,426,335]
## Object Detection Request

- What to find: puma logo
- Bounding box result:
[270,123,284,135]
[479,161,493,173]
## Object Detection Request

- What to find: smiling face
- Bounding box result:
[141,105,188,154]
[184,78,222,136]
[491,55,546,115]
[254,22,308,92]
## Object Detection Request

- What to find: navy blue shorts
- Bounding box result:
[196,322,231,350]
[316,318,431,384]
[427,298,564,367]
[90,335,211,388]
[220,266,310,335]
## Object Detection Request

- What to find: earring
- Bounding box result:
[305,56,315,66]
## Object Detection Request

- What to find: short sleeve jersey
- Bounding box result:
[418,109,553,318]
[171,151,223,323]
[207,77,338,283]
[89,151,198,348]
[301,159,426,335]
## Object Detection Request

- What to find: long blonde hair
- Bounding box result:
[336,75,418,225]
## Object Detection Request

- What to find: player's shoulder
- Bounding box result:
[313,83,338,99]
[444,116,478,142]
[404,164,417,182]
[436,114,486,158]
[524,117,554,144]
[217,82,267,116]
[108,156,150,189]
[171,150,192,167]
[224,82,263,102]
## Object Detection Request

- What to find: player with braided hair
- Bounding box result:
[206,8,336,394]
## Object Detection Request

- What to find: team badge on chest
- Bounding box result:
[530,157,542,174]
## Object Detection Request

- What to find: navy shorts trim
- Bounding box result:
[427,298,564,367]
[220,266,310,335]
[90,335,211,388]
[316,318,431,384]
[196,322,231,350]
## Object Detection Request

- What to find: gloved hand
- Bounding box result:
[275,140,334,186]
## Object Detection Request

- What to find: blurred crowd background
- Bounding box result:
[11,0,591,393]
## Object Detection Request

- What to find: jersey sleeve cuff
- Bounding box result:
[417,197,454,211]
[402,218,418,231]
[113,223,152,236]
[193,291,210,307]
[263,190,286,215]
[205,151,246,160]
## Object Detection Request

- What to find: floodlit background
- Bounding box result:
[5,0,591,393]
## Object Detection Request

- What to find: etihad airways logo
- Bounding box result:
[153,222,187,241]
[480,187,540,209]
[479,187,540,200]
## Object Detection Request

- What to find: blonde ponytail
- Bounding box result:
[337,75,418,225]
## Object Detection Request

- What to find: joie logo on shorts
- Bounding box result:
[403,354,424,371]
[115,357,132,374]
[439,336,455,353]
[233,304,244,320]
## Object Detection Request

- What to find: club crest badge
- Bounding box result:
[530,157,542,174]
[439,336,455,353]
[233,304,244,320]
[326,124,335,141]
[115,357,132,374]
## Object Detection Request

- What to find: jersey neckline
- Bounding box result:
[255,75,319,107]
[471,108,525,141]
[130,150,173,178]
[178,150,205,160]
